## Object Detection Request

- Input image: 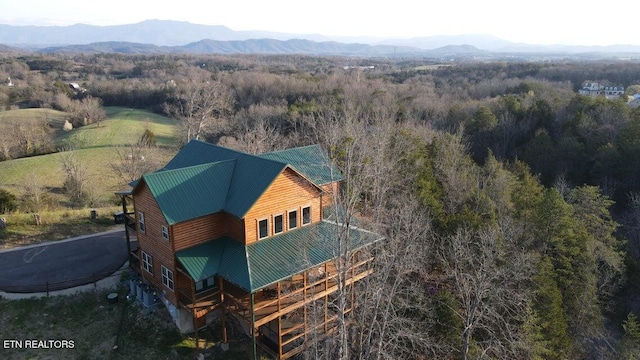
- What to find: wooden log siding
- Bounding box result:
[172,212,244,252]
[176,268,195,306]
[133,182,177,304]
[244,168,322,245]
[321,181,339,205]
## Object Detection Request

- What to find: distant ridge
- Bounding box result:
[37,39,427,56]
[2,20,640,57]
[0,20,327,47]
[180,38,416,56]
[377,34,513,51]
[38,41,171,54]
[0,44,23,53]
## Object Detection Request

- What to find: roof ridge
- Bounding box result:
[193,138,291,167]
[148,158,237,177]
[259,144,321,155]
[222,154,288,217]
[190,139,247,154]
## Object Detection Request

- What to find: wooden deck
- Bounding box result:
[223,257,373,359]
[173,254,374,359]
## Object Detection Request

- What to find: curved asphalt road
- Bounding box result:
[0,229,135,293]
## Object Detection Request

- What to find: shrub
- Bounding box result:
[138,129,156,147]
[0,188,17,214]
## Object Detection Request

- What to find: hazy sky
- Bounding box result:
[1,0,637,46]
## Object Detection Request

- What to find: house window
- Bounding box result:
[289,210,298,230]
[142,251,153,274]
[258,218,269,239]
[274,214,283,234]
[162,265,174,291]
[138,212,145,233]
[302,206,311,225]
[162,225,169,240]
[195,275,217,293]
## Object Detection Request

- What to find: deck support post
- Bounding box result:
[277,281,283,358]
[121,195,132,267]
[303,272,308,345]
[192,284,199,350]
[324,263,329,333]
[219,277,228,343]
[251,292,257,360]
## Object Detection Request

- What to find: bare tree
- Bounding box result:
[163,78,231,144]
[56,95,106,127]
[351,200,437,360]
[59,151,89,208]
[76,96,106,127]
[109,144,158,185]
[440,223,533,359]
[0,113,54,158]
[0,120,18,160]
[235,117,284,154]
[303,89,440,359]
[21,172,47,212]
[224,103,288,153]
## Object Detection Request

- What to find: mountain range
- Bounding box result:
[2,20,640,58]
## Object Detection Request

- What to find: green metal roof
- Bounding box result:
[246,220,381,291]
[223,154,287,219]
[162,140,248,171]
[175,220,383,293]
[175,238,228,281]
[216,239,251,291]
[258,145,343,185]
[175,237,252,290]
[162,140,341,187]
[136,140,339,222]
[161,141,289,219]
[141,160,235,225]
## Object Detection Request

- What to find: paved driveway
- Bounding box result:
[0,229,135,293]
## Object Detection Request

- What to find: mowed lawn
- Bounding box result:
[0,108,70,138]
[0,147,173,197]
[57,107,179,148]
[0,107,180,202]
[0,108,69,124]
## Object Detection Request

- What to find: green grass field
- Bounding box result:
[0,207,121,249]
[0,108,69,125]
[57,107,178,149]
[0,107,179,203]
[0,108,71,139]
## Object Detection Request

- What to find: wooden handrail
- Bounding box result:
[253,258,373,313]
[280,322,305,337]
[255,269,372,327]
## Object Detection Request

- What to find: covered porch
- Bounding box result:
[173,220,382,359]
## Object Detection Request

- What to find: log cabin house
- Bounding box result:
[117,140,382,359]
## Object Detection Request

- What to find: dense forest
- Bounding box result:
[2,53,640,359]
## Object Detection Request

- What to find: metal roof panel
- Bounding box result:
[258,145,343,185]
[173,221,382,293]
[142,160,235,225]
[175,239,227,281]
[245,220,382,291]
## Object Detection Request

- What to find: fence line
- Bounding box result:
[0,268,125,295]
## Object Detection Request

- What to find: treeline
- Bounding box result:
[2,53,640,358]
[335,127,626,359]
